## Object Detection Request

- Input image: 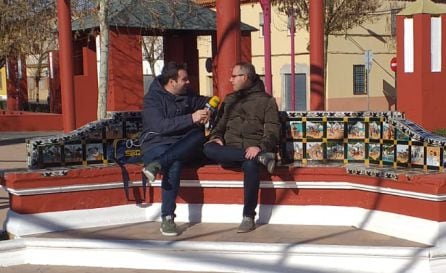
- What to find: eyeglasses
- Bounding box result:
[230,74,246,78]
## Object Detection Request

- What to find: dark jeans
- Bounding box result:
[143,128,206,218]
[203,142,260,218]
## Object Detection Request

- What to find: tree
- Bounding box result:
[271,0,382,82]
[97,0,109,120]
[0,0,92,109]
[0,1,58,109]
[142,36,163,79]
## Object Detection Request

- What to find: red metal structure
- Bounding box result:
[259,0,272,95]
[309,0,325,111]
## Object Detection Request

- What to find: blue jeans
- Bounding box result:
[143,128,206,217]
[203,142,260,218]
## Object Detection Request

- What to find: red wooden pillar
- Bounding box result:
[396,1,446,131]
[56,0,76,132]
[241,32,252,63]
[107,30,144,111]
[5,56,28,111]
[163,34,200,94]
[73,47,99,128]
[216,0,241,99]
[309,0,325,110]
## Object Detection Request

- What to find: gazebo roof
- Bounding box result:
[72,0,257,34]
[398,0,446,15]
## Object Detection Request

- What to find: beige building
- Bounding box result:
[196,1,409,112]
[0,67,6,101]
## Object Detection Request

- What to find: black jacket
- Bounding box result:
[209,77,280,152]
[140,77,209,152]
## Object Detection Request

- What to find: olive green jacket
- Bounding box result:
[209,77,280,152]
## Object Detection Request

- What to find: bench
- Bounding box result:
[2,111,446,247]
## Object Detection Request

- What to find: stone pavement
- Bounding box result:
[0,132,428,273]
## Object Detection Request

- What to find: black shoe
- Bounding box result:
[237,216,256,233]
[257,152,276,174]
[142,161,161,182]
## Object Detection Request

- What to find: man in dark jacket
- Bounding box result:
[140,62,210,236]
[203,62,280,233]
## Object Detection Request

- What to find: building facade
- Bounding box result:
[196,1,414,112]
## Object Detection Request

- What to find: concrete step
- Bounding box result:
[0,222,437,273]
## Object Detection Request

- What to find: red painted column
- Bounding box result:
[56,0,76,132]
[241,32,252,63]
[397,11,446,131]
[260,0,272,95]
[6,56,28,111]
[74,47,99,127]
[107,30,144,110]
[5,58,17,111]
[164,34,200,94]
[216,0,241,99]
[48,51,62,114]
[309,0,325,110]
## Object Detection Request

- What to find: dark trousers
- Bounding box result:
[143,128,206,217]
[203,142,260,218]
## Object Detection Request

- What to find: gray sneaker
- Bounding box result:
[142,161,161,182]
[237,216,256,233]
[160,215,178,236]
[257,152,276,174]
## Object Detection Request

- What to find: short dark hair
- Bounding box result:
[160,62,187,85]
[235,62,257,82]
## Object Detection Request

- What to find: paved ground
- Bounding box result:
[1,132,51,234]
[0,137,28,236]
[36,221,425,247]
[0,265,205,273]
[0,132,428,272]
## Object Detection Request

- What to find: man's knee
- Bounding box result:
[203,143,218,158]
[242,159,260,172]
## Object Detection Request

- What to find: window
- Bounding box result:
[259,12,264,37]
[431,16,442,72]
[390,9,398,37]
[283,73,307,111]
[353,65,366,95]
[404,18,414,73]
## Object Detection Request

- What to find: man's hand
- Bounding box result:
[192,109,210,125]
[205,138,224,146]
[245,146,261,160]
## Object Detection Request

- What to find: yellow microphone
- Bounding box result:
[205,96,221,112]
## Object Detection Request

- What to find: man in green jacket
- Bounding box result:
[203,62,280,233]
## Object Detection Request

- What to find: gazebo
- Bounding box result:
[53,0,256,129]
